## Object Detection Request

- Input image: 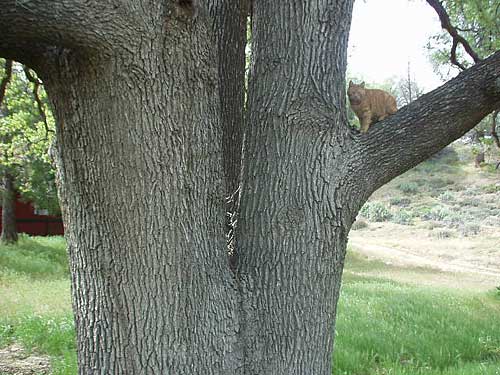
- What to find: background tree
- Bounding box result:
[427,0,498,74]
[0,0,499,373]
[427,0,499,156]
[0,58,58,243]
[397,62,424,107]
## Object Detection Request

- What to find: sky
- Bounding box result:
[347,0,445,91]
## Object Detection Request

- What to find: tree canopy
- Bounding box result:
[0,59,59,217]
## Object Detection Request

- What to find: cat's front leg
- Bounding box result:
[360,110,372,133]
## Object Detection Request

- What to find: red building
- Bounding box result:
[0,196,64,236]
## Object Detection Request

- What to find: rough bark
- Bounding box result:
[237,1,354,373]
[1,172,18,244]
[3,1,238,373]
[1,0,499,374]
[207,0,248,263]
[208,0,247,201]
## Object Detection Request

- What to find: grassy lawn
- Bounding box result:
[336,252,500,374]
[1,236,499,374]
[0,235,76,374]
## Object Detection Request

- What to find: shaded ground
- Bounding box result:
[0,344,50,375]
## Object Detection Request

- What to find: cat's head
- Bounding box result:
[347,81,365,105]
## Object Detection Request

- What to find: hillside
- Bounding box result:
[349,142,500,290]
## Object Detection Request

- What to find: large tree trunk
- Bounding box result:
[236,1,354,373]
[1,1,499,374]
[38,6,238,374]
[1,171,18,244]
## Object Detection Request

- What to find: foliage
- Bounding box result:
[427,0,499,78]
[360,202,392,222]
[391,209,414,225]
[426,0,500,160]
[389,196,412,207]
[397,181,419,195]
[438,191,455,203]
[458,222,481,237]
[0,59,59,214]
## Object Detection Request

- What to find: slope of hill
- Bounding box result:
[349,143,500,290]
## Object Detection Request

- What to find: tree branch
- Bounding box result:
[0,0,140,61]
[426,0,482,70]
[0,59,13,107]
[23,66,52,139]
[352,51,500,199]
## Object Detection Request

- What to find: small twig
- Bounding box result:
[426,0,482,70]
[23,65,52,139]
[0,60,13,107]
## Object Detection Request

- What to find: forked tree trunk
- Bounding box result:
[1,1,499,374]
[1,171,18,244]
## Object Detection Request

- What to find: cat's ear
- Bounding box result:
[360,82,365,88]
[349,80,353,87]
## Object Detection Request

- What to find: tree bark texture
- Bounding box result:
[1,171,18,244]
[208,0,247,202]
[1,0,499,374]
[12,3,238,373]
[207,0,248,265]
[236,1,355,373]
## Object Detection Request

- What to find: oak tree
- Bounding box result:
[1,0,499,373]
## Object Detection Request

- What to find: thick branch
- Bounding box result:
[353,50,500,198]
[0,0,140,61]
[426,0,482,70]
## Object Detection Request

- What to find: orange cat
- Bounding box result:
[348,81,398,133]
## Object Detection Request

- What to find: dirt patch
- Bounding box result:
[349,222,500,291]
[0,344,51,375]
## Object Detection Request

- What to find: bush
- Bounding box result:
[463,187,479,196]
[462,197,481,207]
[428,229,455,239]
[397,182,419,194]
[360,202,392,222]
[391,209,414,225]
[424,206,452,222]
[431,178,455,189]
[482,184,500,194]
[459,223,481,237]
[389,197,411,207]
[439,191,455,203]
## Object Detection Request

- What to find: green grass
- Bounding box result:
[1,237,499,374]
[0,234,68,279]
[0,235,76,374]
[335,252,500,374]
